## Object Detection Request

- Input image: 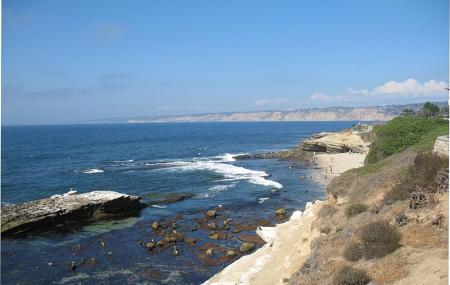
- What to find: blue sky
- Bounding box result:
[2,0,449,125]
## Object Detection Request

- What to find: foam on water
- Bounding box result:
[151,204,168,209]
[83,168,104,174]
[166,158,283,189]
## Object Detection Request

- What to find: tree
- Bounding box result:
[400,108,415,117]
[422,102,440,117]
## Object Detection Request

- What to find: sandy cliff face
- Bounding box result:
[143,108,396,123]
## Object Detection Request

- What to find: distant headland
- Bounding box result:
[87,101,448,124]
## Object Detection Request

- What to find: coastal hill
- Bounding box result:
[88,102,448,124]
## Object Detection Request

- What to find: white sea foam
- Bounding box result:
[151,204,168,209]
[114,159,134,163]
[216,153,237,162]
[83,168,104,174]
[208,183,236,192]
[258,197,270,204]
[167,159,283,189]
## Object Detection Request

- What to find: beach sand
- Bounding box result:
[202,151,366,285]
[311,152,366,185]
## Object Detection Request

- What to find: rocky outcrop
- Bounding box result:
[301,130,369,153]
[1,191,146,236]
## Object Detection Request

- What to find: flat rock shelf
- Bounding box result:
[1,191,146,236]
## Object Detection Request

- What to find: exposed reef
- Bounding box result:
[1,190,146,236]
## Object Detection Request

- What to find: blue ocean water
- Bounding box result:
[1,121,355,285]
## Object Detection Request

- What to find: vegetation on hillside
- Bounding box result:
[384,152,448,205]
[366,116,448,164]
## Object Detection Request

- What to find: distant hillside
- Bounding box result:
[88,102,448,124]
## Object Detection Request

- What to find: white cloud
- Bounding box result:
[372,78,447,95]
[255,98,288,106]
[310,78,448,104]
[309,92,333,101]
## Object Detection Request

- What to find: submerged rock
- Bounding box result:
[275,208,287,216]
[144,192,194,205]
[209,233,220,240]
[1,191,146,236]
[239,242,255,253]
[151,221,160,230]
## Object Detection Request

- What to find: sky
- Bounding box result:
[2,0,449,125]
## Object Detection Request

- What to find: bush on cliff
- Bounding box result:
[332,265,370,285]
[343,241,363,261]
[366,117,448,164]
[384,152,448,204]
[345,203,368,218]
[360,220,401,259]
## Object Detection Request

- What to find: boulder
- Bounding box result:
[206,210,217,218]
[1,190,146,236]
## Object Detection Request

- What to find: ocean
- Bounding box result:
[2,121,355,284]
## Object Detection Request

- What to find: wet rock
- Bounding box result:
[256,219,270,226]
[151,221,160,230]
[156,241,164,247]
[226,250,237,258]
[172,245,179,256]
[207,222,217,230]
[185,238,198,246]
[1,191,146,236]
[145,192,194,205]
[238,234,266,245]
[206,248,214,255]
[206,210,217,218]
[69,261,77,271]
[146,242,155,250]
[240,242,255,253]
[209,233,220,240]
[275,208,286,216]
[235,222,258,231]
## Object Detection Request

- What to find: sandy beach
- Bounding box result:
[202,151,367,285]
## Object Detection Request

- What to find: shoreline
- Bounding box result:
[202,151,367,285]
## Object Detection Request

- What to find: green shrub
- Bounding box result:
[360,220,401,259]
[366,117,448,164]
[343,241,363,261]
[332,265,371,285]
[345,203,368,218]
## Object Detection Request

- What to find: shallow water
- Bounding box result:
[2,121,356,284]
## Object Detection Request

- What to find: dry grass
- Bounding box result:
[368,252,408,284]
[401,224,445,248]
[345,203,368,218]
